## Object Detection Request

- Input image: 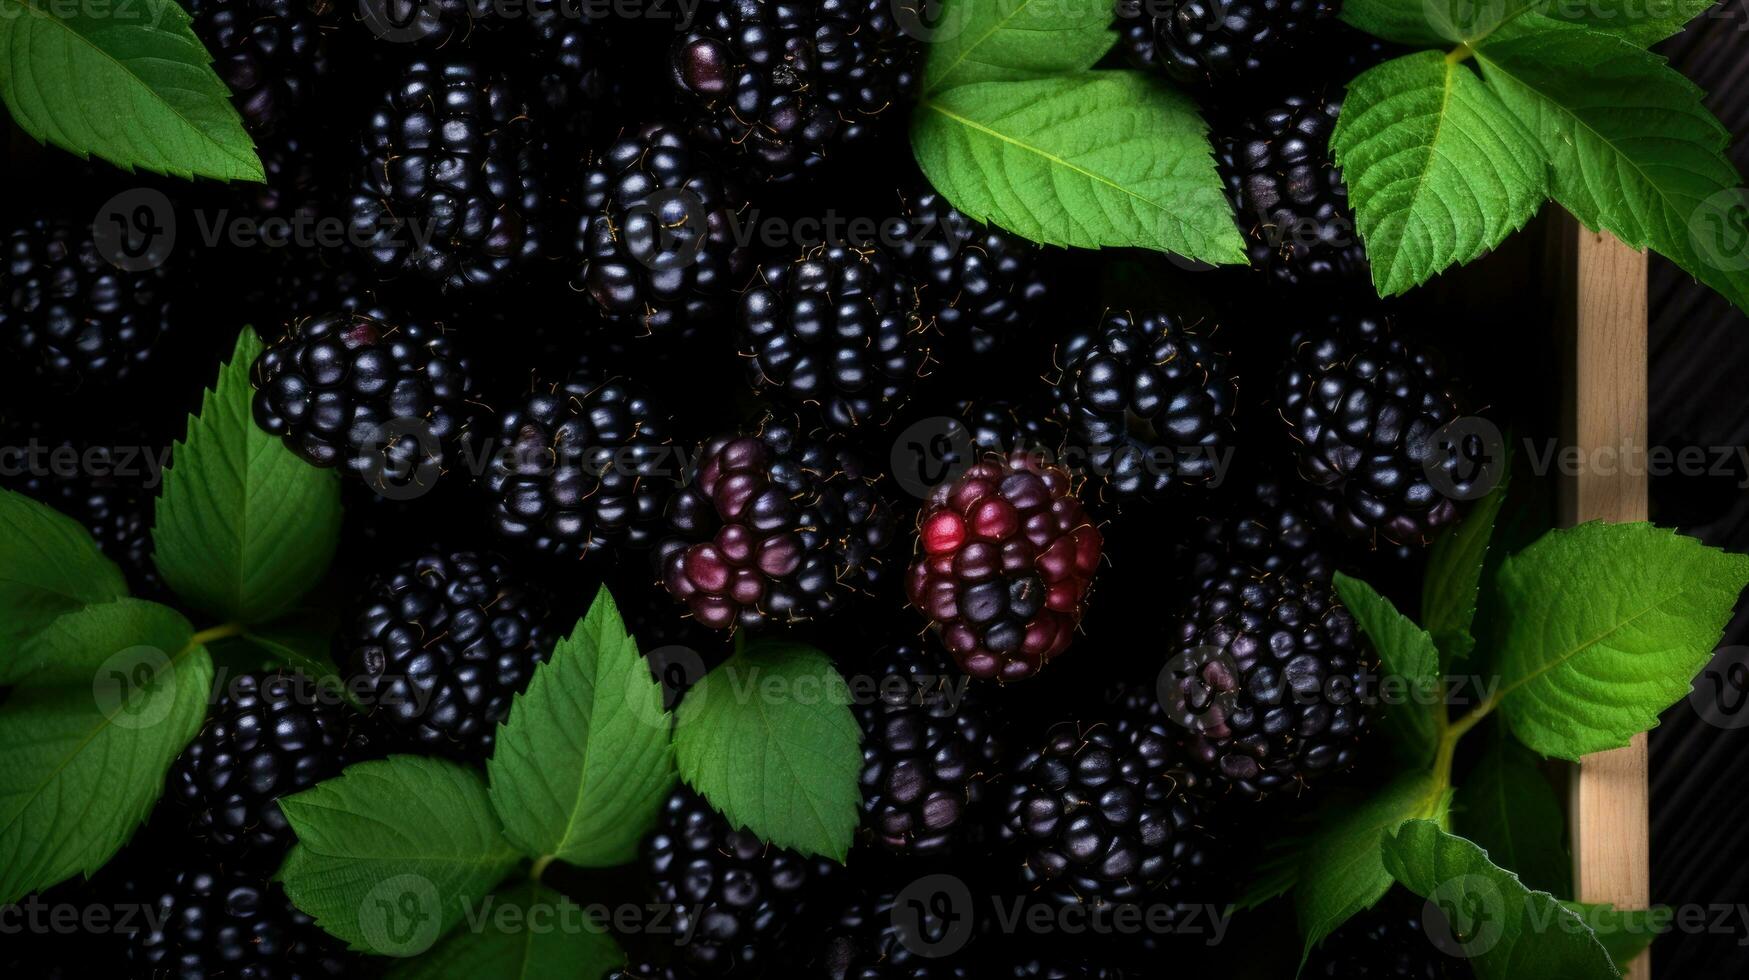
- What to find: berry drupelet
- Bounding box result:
[658,416,894,630]
[349,60,545,292]
[342,550,556,759]
[188,0,334,137]
[908,452,1102,681]
[574,121,751,339]
[1051,310,1237,498]
[124,862,349,979]
[740,245,929,432]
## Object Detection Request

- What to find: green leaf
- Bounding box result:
[1383,820,1617,979]
[385,880,625,980]
[1332,52,1548,297]
[153,329,342,625]
[1491,0,1717,48]
[1454,723,1570,897]
[487,587,676,868]
[922,0,1116,93]
[1476,31,1749,315]
[1560,901,1664,967]
[0,489,129,679]
[1333,574,1442,768]
[0,599,208,904]
[673,640,861,862]
[1487,522,1749,759]
[912,72,1247,260]
[278,757,521,956]
[1298,769,1447,959]
[0,0,261,181]
[1339,0,1463,47]
[1423,461,1512,671]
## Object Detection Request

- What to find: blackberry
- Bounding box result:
[1,217,175,390]
[657,416,894,630]
[349,60,545,292]
[645,787,839,974]
[478,371,679,558]
[1279,314,1470,545]
[953,400,1064,460]
[1191,472,1333,583]
[168,671,378,868]
[670,0,921,179]
[1147,0,1338,87]
[815,888,979,978]
[189,0,334,137]
[0,429,161,595]
[894,187,1048,357]
[1051,311,1237,498]
[908,452,1102,681]
[740,245,928,432]
[999,722,1218,909]
[1218,88,1366,287]
[251,312,475,491]
[124,862,349,979]
[342,549,556,759]
[1114,0,1158,70]
[574,122,751,339]
[1170,562,1370,798]
[855,642,1003,856]
[1306,893,1477,978]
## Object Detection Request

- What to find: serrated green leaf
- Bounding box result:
[1424,462,1512,672]
[1487,522,1749,759]
[1333,574,1441,768]
[1339,0,1469,46]
[1298,770,1447,959]
[912,72,1247,260]
[0,0,261,181]
[1489,0,1716,48]
[922,0,1116,93]
[278,757,521,957]
[1454,723,1569,897]
[0,489,129,679]
[385,879,625,980]
[1332,52,1548,297]
[1476,31,1749,315]
[1560,901,1664,967]
[0,599,208,904]
[673,640,860,862]
[488,587,675,868]
[1383,820,1617,979]
[153,329,342,625]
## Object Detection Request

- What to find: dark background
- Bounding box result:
[1650,16,1749,978]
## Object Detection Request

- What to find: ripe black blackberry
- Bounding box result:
[1,217,175,390]
[1051,311,1237,498]
[124,862,349,978]
[189,0,334,137]
[349,60,545,292]
[657,416,894,630]
[856,642,1003,856]
[1147,0,1337,87]
[1169,562,1370,798]
[251,312,475,492]
[894,187,1048,357]
[953,400,1064,461]
[1191,471,1333,583]
[645,787,839,974]
[1279,313,1471,545]
[479,371,679,558]
[670,0,921,179]
[999,722,1218,909]
[815,888,979,978]
[741,245,928,431]
[1305,892,1477,978]
[168,671,380,868]
[1219,88,1366,288]
[574,122,751,339]
[0,428,162,595]
[342,550,556,759]
[1114,0,1159,70]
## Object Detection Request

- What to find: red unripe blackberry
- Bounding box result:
[907,453,1102,681]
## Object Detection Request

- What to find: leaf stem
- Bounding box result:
[529,854,556,884]
[1446,43,1475,66]
[190,622,244,647]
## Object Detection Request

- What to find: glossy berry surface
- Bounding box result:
[125,863,349,978]
[1149,0,1338,86]
[895,187,1048,357]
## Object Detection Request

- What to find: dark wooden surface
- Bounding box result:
[1650,19,1749,978]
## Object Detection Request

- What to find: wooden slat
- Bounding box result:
[1562,225,1651,980]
